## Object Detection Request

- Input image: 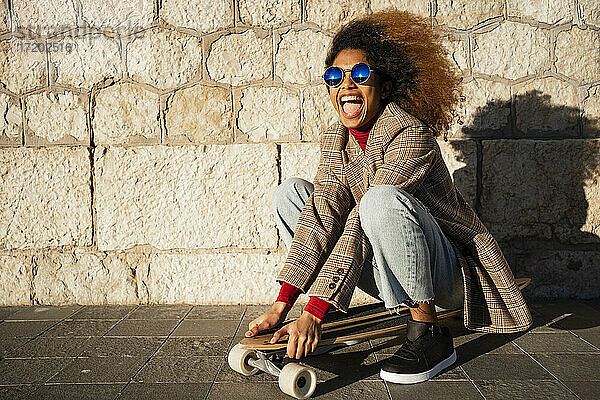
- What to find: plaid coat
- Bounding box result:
[277,101,532,333]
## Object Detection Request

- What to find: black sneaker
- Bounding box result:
[380,318,456,384]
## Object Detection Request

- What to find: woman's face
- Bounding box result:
[328,48,390,129]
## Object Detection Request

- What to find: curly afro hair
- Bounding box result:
[325,10,463,138]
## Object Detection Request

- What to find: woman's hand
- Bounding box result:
[270,311,323,359]
[245,301,290,337]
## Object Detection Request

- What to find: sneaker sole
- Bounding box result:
[379,349,457,384]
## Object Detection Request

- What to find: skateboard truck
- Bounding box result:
[228,345,317,399]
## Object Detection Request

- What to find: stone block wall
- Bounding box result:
[0,0,599,305]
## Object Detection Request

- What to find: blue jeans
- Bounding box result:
[272,177,464,312]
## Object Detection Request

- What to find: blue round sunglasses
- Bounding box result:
[323,62,373,88]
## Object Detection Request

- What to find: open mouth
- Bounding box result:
[339,95,363,119]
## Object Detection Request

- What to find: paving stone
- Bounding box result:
[0,384,39,399]
[29,383,125,400]
[311,380,389,399]
[71,305,138,320]
[531,354,600,381]
[454,333,523,359]
[0,306,28,320]
[460,354,553,380]
[49,356,147,384]
[388,380,482,400]
[117,382,211,400]
[0,358,74,384]
[134,356,221,383]
[41,320,118,338]
[512,332,599,354]
[82,337,164,358]
[243,304,275,320]
[474,380,577,399]
[0,338,29,357]
[6,305,81,321]
[562,381,600,400]
[206,382,289,399]
[156,337,230,357]
[7,336,95,358]
[106,320,179,337]
[186,305,246,320]
[0,321,57,339]
[126,305,192,320]
[171,319,239,337]
[571,331,600,348]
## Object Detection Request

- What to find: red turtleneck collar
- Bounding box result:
[348,109,383,151]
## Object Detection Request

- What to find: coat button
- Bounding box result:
[332,276,340,283]
[337,268,344,274]
[328,283,336,289]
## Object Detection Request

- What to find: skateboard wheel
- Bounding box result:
[278,363,317,399]
[228,344,259,376]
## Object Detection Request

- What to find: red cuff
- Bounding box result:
[304,297,331,321]
[276,281,301,307]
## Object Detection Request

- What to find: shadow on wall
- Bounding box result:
[449,90,600,300]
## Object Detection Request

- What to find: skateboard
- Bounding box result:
[228,277,531,399]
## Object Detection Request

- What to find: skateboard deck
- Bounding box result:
[240,277,531,351]
[228,277,531,399]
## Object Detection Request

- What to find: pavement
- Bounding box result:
[0,299,599,400]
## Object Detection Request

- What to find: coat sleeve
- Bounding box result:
[276,130,354,293]
[307,125,438,311]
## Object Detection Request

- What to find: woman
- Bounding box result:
[246,10,532,384]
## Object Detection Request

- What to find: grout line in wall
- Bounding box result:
[155,0,162,21]
[232,0,237,28]
[19,94,25,146]
[475,139,483,217]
